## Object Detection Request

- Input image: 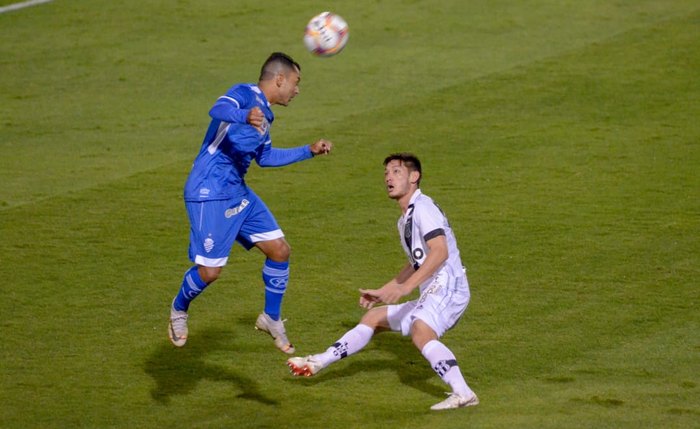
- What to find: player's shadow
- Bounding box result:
[144,327,277,406]
[287,328,445,398]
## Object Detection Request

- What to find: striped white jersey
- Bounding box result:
[397,189,467,293]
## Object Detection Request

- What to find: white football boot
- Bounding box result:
[168,307,189,347]
[255,313,295,354]
[287,356,325,377]
[430,392,479,411]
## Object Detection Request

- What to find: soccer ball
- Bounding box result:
[303,12,349,57]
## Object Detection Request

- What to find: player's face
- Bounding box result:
[277,67,301,106]
[384,160,414,200]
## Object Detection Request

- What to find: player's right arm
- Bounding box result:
[208,87,258,126]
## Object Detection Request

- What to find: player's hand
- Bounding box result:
[247,107,265,132]
[359,290,381,309]
[360,281,407,306]
[310,139,332,156]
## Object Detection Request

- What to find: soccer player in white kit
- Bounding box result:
[287,153,478,410]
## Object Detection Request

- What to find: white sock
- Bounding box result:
[421,339,474,397]
[315,324,374,367]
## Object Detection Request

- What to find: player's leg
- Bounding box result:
[172,266,221,314]
[318,306,390,364]
[410,320,477,409]
[251,238,296,353]
[409,278,478,410]
[169,200,240,347]
[287,307,390,376]
[236,191,296,353]
[254,237,291,321]
[173,200,235,310]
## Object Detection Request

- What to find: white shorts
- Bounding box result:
[386,270,471,338]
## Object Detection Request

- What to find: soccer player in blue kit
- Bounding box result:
[168,52,332,353]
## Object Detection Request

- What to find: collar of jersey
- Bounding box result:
[408,189,423,206]
[250,84,272,107]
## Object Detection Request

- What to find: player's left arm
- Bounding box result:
[256,139,333,167]
[395,262,416,283]
[404,234,448,291]
[360,234,448,307]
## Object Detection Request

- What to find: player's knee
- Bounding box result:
[198,266,222,284]
[256,237,292,262]
[359,307,388,330]
[410,320,437,350]
[278,241,291,261]
[268,239,291,262]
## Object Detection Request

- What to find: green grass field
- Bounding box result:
[1,1,698,428]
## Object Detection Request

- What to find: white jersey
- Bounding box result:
[397,189,466,293]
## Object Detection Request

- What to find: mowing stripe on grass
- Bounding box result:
[0,0,52,14]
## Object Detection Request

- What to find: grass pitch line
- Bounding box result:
[0,0,52,14]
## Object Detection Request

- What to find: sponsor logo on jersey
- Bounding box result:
[225,199,249,218]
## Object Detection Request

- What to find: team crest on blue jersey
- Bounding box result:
[204,237,214,253]
[260,118,270,134]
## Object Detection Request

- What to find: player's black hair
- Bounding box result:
[384,153,422,186]
[259,52,301,81]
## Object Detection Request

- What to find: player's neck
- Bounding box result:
[258,81,277,105]
[397,188,418,213]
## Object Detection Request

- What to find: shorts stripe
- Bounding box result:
[198,203,204,230]
[249,229,284,243]
[194,255,228,267]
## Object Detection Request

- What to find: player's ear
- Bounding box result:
[409,170,420,185]
[275,72,285,87]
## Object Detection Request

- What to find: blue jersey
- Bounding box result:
[184,83,313,202]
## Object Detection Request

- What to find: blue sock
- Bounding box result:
[173,266,208,312]
[262,259,289,321]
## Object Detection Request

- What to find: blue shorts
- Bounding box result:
[185,190,283,267]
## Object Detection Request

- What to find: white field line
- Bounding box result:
[0,0,52,14]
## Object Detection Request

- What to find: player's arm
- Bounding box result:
[209,89,264,130]
[403,234,448,290]
[256,139,333,167]
[395,262,416,283]
[359,234,448,307]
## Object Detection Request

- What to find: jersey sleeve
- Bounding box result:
[227,125,263,153]
[256,143,313,167]
[414,200,447,241]
[209,86,251,124]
